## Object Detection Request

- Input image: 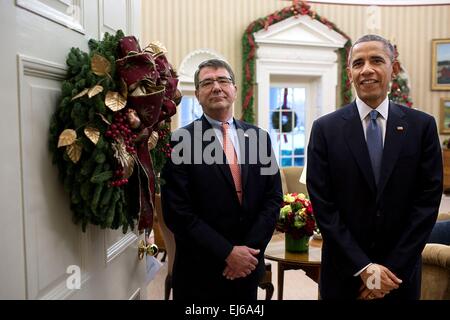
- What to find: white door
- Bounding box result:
[0,0,147,300]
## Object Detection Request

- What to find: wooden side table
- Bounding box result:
[264,233,322,300]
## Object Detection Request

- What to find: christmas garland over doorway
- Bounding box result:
[241,0,352,123]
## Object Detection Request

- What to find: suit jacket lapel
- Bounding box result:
[343,102,377,194]
[376,102,407,201]
[200,115,238,197]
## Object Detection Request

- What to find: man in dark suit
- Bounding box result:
[161,59,282,301]
[306,34,443,300]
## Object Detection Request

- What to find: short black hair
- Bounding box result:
[194,59,235,89]
[348,34,395,64]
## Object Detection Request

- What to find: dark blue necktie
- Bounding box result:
[366,110,383,185]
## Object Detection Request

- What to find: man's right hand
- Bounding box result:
[359,263,402,299]
[223,246,260,280]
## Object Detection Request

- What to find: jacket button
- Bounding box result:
[370,242,376,249]
[376,211,381,217]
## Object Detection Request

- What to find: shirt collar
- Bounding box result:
[203,113,234,129]
[356,96,389,121]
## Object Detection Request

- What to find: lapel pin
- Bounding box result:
[396,126,404,131]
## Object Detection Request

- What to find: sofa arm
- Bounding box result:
[421,244,450,300]
[422,244,450,268]
[437,212,450,221]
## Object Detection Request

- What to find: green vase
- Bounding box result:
[285,234,309,253]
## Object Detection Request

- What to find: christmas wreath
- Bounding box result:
[271,109,298,133]
[271,88,298,133]
[49,30,181,233]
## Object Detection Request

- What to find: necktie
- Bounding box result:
[222,122,242,204]
[366,110,383,185]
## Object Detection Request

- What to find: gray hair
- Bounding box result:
[194,59,235,89]
[348,34,396,64]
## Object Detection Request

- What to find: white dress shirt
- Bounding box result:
[203,113,241,163]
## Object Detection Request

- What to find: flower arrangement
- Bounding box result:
[276,193,316,240]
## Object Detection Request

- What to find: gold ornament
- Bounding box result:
[66,141,82,163]
[71,88,89,101]
[58,129,77,147]
[112,139,134,178]
[91,53,111,76]
[126,109,141,129]
[148,131,159,150]
[87,85,104,98]
[105,91,127,112]
[84,127,100,145]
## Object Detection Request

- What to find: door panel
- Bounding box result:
[0,0,145,300]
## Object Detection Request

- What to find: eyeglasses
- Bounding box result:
[198,77,233,89]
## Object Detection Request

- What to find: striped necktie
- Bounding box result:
[366,110,383,185]
[222,122,242,204]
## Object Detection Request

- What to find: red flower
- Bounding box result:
[276,193,317,239]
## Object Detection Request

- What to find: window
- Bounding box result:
[269,87,306,167]
[179,95,203,127]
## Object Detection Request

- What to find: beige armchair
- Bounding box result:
[420,213,450,300]
[280,166,308,195]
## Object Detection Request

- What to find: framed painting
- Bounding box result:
[440,98,450,134]
[432,39,450,90]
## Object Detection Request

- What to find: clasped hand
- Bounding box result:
[358,263,402,300]
[223,246,260,280]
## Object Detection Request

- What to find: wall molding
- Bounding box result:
[16,0,85,34]
[20,55,67,81]
[39,272,90,300]
[105,231,138,264]
[129,287,140,300]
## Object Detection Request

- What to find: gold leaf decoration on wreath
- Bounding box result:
[87,85,104,98]
[58,129,77,147]
[91,53,111,76]
[145,41,167,57]
[84,127,100,145]
[105,91,127,112]
[71,88,89,101]
[96,113,111,125]
[112,139,134,178]
[66,141,82,163]
[148,131,159,150]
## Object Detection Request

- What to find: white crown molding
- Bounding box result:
[293,0,450,5]
[254,15,347,49]
[178,48,226,83]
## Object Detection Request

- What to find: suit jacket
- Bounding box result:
[306,101,443,299]
[161,115,282,301]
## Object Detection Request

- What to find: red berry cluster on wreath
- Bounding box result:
[111,167,128,187]
[104,110,138,154]
[156,125,172,158]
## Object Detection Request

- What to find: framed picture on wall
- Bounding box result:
[440,98,450,134]
[432,39,450,90]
